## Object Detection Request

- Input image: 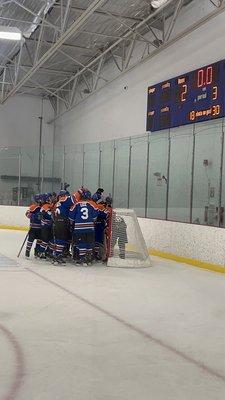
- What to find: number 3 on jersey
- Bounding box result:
[81,207,89,220]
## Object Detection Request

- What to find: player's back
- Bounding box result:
[55,195,74,218]
[40,203,53,227]
[71,200,99,231]
[26,203,42,229]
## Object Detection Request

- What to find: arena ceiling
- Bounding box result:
[0,0,224,120]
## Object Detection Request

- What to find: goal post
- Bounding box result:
[107,208,152,268]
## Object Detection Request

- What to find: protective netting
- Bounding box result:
[107,209,152,268]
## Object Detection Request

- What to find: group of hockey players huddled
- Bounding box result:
[25,186,113,265]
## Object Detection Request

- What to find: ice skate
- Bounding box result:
[25,250,30,259]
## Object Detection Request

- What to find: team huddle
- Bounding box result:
[25,187,113,265]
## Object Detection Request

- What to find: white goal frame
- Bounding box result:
[107,208,152,268]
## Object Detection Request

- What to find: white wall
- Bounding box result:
[0,95,54,147]
[0,205,27,228]
[55,4,225,145]
[139,218,225,267]
[0,95,55,205]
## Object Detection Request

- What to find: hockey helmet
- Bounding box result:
[58,189,68,197]
[34,193,42,203]
[96,188,104,194]
[43,192,52,203]
[92,192,102,203]
[81,188,91,200]
[105,194,113,206]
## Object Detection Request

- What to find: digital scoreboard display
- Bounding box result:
[146,60,225,132]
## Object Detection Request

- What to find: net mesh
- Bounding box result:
[107,208,151,268]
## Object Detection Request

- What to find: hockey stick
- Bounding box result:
[17,232,28,258]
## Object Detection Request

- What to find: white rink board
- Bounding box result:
[1,206,225,266]
[139,218,225,266]
[0,205,28,228]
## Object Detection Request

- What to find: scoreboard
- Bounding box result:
[146,59,225,132]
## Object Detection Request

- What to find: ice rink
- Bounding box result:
[1,229,225,400]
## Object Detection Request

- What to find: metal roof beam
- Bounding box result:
[123,34,137,70]
[1,67,6,101]
[14,65,75,76]
[12,0,61,32]
[48,0,225,123]
[26,37,96,54]
[49,0,177,96]
[209,0,223,6]
[69,75,80,107]
[58,48,108,82]
[26,78,69,104]
[164,0,184,42]
[103,10,158,47]
[0,46,70,102]
[0,0,107,103]
[92,55,106,91]
[53,3,143,23]
[61,0,73,33]
[20,84,70,93]
[0,15,56,30]
[78,29,153,44]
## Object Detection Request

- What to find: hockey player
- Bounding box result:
[39,193,53,259]
[94,212,107,261]
[69,188,107,265]
[72,189,82,204]
[103,195,113,261]
[91,190,109,261]
[92,188,104,203]
[52,189,74,264]
[25,194,42,258]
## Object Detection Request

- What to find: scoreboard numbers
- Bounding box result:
[181,84,187,102]
[212,86,218,100]
[146,59,225,132]
[197,66,213,87]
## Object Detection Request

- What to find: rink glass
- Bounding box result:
[1,117,225,228]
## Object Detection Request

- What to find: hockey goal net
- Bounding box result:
[107,208,151,268]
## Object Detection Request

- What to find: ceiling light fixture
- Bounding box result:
[151,0,169,9]
[0,26,22,41]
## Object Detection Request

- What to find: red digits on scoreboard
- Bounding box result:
[197,69,204,87]
[206,66,213,85]
[197,66,213,87]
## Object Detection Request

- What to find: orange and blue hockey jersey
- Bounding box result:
[40,203,53,227]
[55,195,74,218]
[25,204,42,229]
[69,200,107,233]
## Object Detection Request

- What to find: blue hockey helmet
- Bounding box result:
[34,193,42,203]
[58,189,68,197]
[92,192,101,202]
[81,188,91,200]
[105,195,112,206]
[43,192,52,203]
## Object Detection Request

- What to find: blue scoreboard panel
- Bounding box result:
[146,59,225,132]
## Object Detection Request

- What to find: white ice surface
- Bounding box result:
[0,229,225,400]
